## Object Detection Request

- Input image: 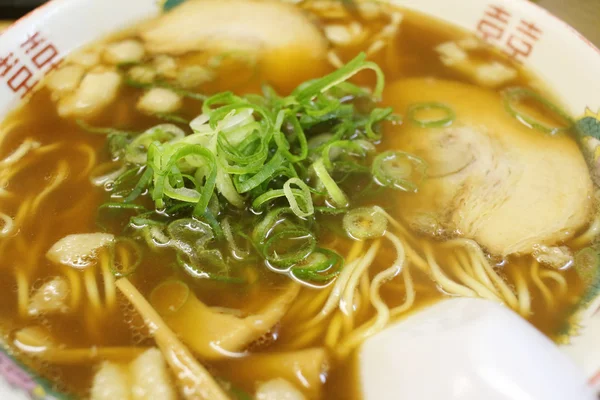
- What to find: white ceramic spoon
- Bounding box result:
[360,298,594,400]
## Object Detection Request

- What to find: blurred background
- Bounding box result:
[0,0,599,45]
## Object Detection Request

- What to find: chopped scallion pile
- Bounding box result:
[93,53,426,286]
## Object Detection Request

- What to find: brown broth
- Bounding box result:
[0,4,590,400]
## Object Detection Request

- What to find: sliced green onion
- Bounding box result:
[126,124,185,164]
[123,167,153,203]
[314,206,347,215]
[321,140,369,170]
[251,189,287,210]
[263,228,316,269]
[167,218,214,256]
[200,207,224,241]
[176,251,244,283]
[283,178,314,218]
[76,119,136,137]
[372,150,427,193]
[195,249,228,273]
[407,102,455,128]
[98,202,148,216]
[215,167,245,208]
[291,248,343,283]
[503,87,574,135]
[366,107,395,138]
[108,133,132,161]
[222,217,250,260]
[110,237,143,277]
[234,152,285,193]
[90,162,127,187]
[294,52,385,101]
[152,143,217,212]
[94,53,434,287]
[135,223,171,249]
[153,113,190,125]
[251,207,296,245]
[343,206,388,240]
[274,112,308,162]
[313,158,349,208]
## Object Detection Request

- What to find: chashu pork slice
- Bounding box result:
[139,0,329,89]
[383,78,593,256]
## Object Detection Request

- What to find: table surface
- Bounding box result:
[0,1,599,44]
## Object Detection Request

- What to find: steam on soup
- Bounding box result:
[0,0,598,399]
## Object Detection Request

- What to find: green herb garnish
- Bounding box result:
[503,87,574,135]
[94,53,425,285]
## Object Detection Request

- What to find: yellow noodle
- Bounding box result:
[0,139,40,167]
[390,266,416,317]
[297,286,333,322]
[512,267,531,316]
[455,250,475,277]
[34,142,64,155]
[341,240,381,317]
[286,320,328,350]
[283,290,318,322]
[531,260,553,308]
[463,248,496,291]
[286,285,334,326]
[448,255,502,302]
[324,312,344,349]
[359,271,370,307]
[341,294,358,335]
[13,196,33,228]
[444,239,501,297]
[356,270,371,321]
[455,249,497,298]
[74,143,97,181]
[401,240,430,274]
[64,269,82,311]
[31,160,69,214]
[309,255,366,325]
[0,143,63,198]
[346,240,365,263]
[289,240,364,324]
[571,214,600,248]
[57,193,95,220]
[0,196,34,259]
[539,269,568,296]
[374,206,410,236]
[0,120,22,149]
[100,251,116,310]
[83,309,103,343]
[449,238,519,309]
[386,279,431,294]
[422,243,475,297]
[119,245,131,270]
[15,268,29,318]
[483,262,519,309]
[84,267,102,313]
[337,232,405,357]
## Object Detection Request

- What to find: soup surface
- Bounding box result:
[0,1,597,399]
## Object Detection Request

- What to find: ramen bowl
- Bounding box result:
[0,0,599,399]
